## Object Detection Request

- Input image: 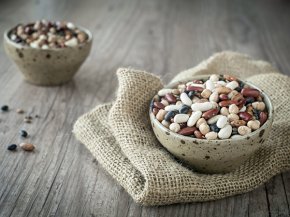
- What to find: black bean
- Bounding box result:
[7,144,17,151]
[245,97,255,105]
[20,130,28,138]
[150,100,154,111]
[235,86,242,92]
[253,109,260,120]
[188,91,195,99]
[164,111,176,122]
[1,105,9,111]
[232,127,238,135]
[210,124,219,133]
[179,105,190,114]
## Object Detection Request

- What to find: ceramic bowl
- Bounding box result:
[3,25,92,86]
[149,75,274,174]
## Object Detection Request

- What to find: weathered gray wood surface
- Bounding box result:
[0,0,290,216]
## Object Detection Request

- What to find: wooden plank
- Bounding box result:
[0,0,290,216]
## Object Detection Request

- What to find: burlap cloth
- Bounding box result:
[73,51,290,206]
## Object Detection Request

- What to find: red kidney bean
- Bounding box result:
[219,94,228,100]
[152,108,159,115]
[219,100,239,107]
[186,86,204,92]
[239,112,253,121]
[178,127,197,135]
[241,88,260,98]
[194,130,204,139]
[202,108,219,120]
[259,112,268,125]
[165,93,177,103]
[154,102,165,109]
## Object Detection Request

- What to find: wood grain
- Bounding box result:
[0,0,289,216]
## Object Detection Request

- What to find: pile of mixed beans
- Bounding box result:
[8,20,88,49]
[151,74,268,140]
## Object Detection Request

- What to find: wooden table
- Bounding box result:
[0,0,290,216]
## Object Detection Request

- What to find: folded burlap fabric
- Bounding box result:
[73,51,290,206]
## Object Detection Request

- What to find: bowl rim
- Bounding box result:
[150,74,274,142]
[3,22,93,51]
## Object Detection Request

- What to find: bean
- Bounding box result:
[215,86,232,94]
[205,80,215,91]
[171,89,180,95]
[169,123,181,133]
[191,102,215,112]
[180,92,192,106]
[186,86,204,92]
[164,111,175,122]
[205,132,218,140]
[165,93,177,103]
[196,118,207,128]
[199,123,210,135]
[178,127,197,136]
[179,105,190,114]
[239,105,246,112]
[219,100,238,107]
[241,88,260,98]
[209,92,219,102]
[174,114,190,123]
[220,107,229,116]
[194,130,204,139]
[219,94,228,100]
[165,104,182,111]
[16,108,24,114]
[226,81,239,90]
[1,105,9,112]
[252,102,265,111]
[245,97,255,105]
[152,108,159,116]
[156,109,167,121]
[154,102,165,109]
[259,112,268,125]
[161,120,170,128]
[201,89,212,99]
[188,91,195,99]
[247,120,260,130]
[209,74,219,82]
[228,113,239,122]
[216,116,228,128]
[158,88,173,96]
[7,144,17,151]
[20,143,35,151]
[223,74,237,81]
[192,79,203,84]
[208,114,223,124]
[160,99,169,106]
[228,104,239,114]
[202,108,219,120]
[230,120,246,127]
[239,112,252,121]
[20,130,28,138]
[209,123,219,132]
[231,135,243,139]
[218,125,232,139]
[238,126,251,136]
[187,111,202,127]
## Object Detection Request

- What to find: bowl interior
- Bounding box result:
[150,74,273,143]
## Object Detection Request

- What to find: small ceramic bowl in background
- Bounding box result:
[3,23,92,86]
[149,75,274,174]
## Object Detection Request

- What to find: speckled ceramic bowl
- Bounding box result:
[150,75,274,174]
[3,26,92,86]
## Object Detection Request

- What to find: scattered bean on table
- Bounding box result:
[151,74,269,139]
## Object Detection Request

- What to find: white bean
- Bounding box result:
[165,104,182,111]
[174,114,189,123]
[161,120,170,128]
[187,111,202,127]
[207,115,223,124]
[191,102,215,112]
[239,106,246,112]
[231,135,243,139]
[226,81,239,90]
[228,104,239,114]
[205,80,215,91]
[169,123,181,132]
[158,89,173,96]
[209,91,219,102]
[238,126,251,136]
[218,125,232,139]
[209,74,219,82]
[180,92,192,106]
[247,120,261,130]
[216,116,228,128]
[205,132,218,140]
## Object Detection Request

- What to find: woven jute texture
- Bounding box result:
[73,51,290,206]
